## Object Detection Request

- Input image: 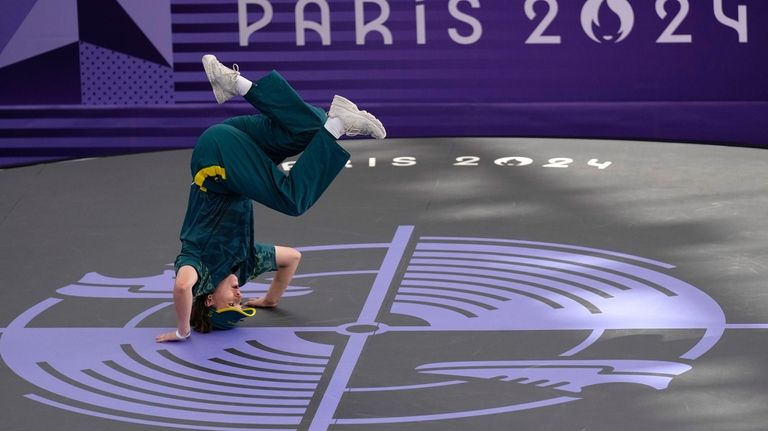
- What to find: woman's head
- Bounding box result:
[205,274,243,309]
[190,274,254,332]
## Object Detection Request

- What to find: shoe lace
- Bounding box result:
[227,64,240,85]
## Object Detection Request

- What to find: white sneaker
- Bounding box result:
[202,54,240,104]
[328,94,360,118]
[329,95,386,139]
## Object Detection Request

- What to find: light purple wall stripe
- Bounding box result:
[172,49,489,62]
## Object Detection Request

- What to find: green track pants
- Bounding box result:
[190,71,350,216]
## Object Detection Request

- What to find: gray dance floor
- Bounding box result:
[1,137,767,431]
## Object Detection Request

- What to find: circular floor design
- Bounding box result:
[1,137,767,431]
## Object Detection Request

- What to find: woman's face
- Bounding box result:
[205,274,243,310]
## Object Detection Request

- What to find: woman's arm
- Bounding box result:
[155,265,198,342]
[246,246,301,308]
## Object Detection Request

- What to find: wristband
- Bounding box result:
[175,329,191,340]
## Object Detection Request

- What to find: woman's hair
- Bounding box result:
[190,296,213,333]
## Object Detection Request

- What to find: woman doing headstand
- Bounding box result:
[155,55,385,342]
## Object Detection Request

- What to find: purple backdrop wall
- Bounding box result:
[1,0,766,167]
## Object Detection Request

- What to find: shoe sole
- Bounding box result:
[202,55,228,104]
[349,111,387,139]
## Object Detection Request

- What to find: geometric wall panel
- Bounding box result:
[79,42,174,105]
[0,42,81,105]
[78,0,168,66]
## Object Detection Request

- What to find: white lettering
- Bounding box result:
[454,156,480,166]
[448,0,483,45]
[392,156,417,166]
[543,157,573,168]
[296,0,332,46]
[587,159,613,170]
[416,0,427,45]
[239,0,749,48]
[238,0,274,47]
[713,0,748,43]
[525,0,562,44]
[356,0,393,45]
[656,0,692,43]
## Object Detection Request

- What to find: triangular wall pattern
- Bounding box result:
[77,0,168,66]
[0,0,79,69]
[0,0,38,54]
[115,0,173,66]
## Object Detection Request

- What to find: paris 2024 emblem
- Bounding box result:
[0,226,727,430]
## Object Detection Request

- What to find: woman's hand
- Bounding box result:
[156,265,198,343]
[155,330,190,343]
[245,297,279,308]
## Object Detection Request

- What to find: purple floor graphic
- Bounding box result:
[2,225,762,431]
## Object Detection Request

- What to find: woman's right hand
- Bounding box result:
[155,330,189,343]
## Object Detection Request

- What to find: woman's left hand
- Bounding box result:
[245,297,278,308]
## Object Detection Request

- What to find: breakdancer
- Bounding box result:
[156,55,385,342]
